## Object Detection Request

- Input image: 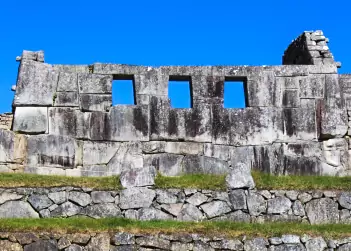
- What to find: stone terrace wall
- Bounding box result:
[0,186,351,225]
[1,232,350,251]
[2,30,350,177]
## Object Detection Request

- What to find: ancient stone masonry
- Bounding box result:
[1,30,351,176]
[0,232,350,251]
[0,113,13,130]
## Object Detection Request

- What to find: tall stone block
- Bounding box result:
[14,60,58,106]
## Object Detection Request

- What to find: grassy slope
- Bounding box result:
[0,172,350,190]
[0,218,350,238]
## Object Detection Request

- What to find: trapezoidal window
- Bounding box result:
[223,77,248,108]
[112,75,136,105]
[168,76,192,108]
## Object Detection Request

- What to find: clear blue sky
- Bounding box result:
[1,0,350,113]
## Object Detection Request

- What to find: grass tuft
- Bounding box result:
[0,173,121,190]
[0,218,350,238]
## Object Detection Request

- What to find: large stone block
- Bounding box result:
[0,201,39,218]
[54,92,79,107]
[13,107,48,134]
[320,74,348,138]
[80,94,112,112]
[143,153,184,176]
[305,198,339,224]
[137,68,168,96]
[299,75,324,98]
[106,105,149,141]
[246,71,278,107]
[57,72,78,91]
[192,75,224,105]
[49,108,91,139]
[0,129,26,164]
[27,134,77,169]
[212,107,281,146]
[119,187,156,209]
[78,73,112,94]
[107,142,143,174]
[83,141,119,166]
[14,60,58,106]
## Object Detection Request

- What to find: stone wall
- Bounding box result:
[0,186,350,225]
[2,30,351,177]
[0,231,350,250]
[0,113,13,130]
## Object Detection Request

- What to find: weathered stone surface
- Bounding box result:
[84,203,121,218]
[186,192,208,206]
[0,240,23,251]
[80,94,111,112]
[156,190,178,204]
[14,60,58,106]
[120,166,156,188]
[48,191,67,204]
[0,192,23,205]
[0,201,39,218]
[54,92,79,107]
[65,244,83,251]
[226,163,255,189]
[111,232,135,245]
[270,244,305,251]
[267,196,292,214]
[13,107,48,133]
[144,153,183,176]
[85,233,110,251]
[136,236,171,250]
[57,72,78,92]
[165,142,203,155]
[27,134,76,169]
[177,204,204,221]
[200,201,231,218]
[281,235,300,244]
[247,192,266,216]
[107,105,149,141]
[138,208,173,220]
[82,141,119,166]
[160,203,183,217]
[339,243,351,251]
[339,192,351,210]
[228,189,247,210]
[305,237,327,251]
[305,198,339,224]
[24,240,58,251]
[91,191,114,203]
[244,238,268,251]
[78,73,112,94]
[293,200,305,216]
[58,202,81,217]
[119,187,156,209]
[28,194,53,211]
[68,192,91,207]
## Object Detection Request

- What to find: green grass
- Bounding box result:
[0,218,350,238]
[253,171,351,190]
[0,172,351,191]
[0,173,121,190]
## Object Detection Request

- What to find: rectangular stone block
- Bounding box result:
[27,134,77,169]
[92,63,148,75]
[299,75,324,98]
[14,61,58,106]
[165,142,203,155]
[192,75,225,102]
[0,129,26,164]
[80,94,112,112]
[320,74,348,137]
[13,107,48,134]
[57,72,78,92]
[78,73,112,94]
[83,141,119,165]
[137,69,168,96]
[247,71,277,107]
[54,92,79,107]
[106,105,149,141]
[282,89,299,107]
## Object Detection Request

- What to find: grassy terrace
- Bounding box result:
[0,218,350,238]
[0,172,350,190]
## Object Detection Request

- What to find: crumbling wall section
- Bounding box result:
[2,30,350,177]
[0,112,13,130]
